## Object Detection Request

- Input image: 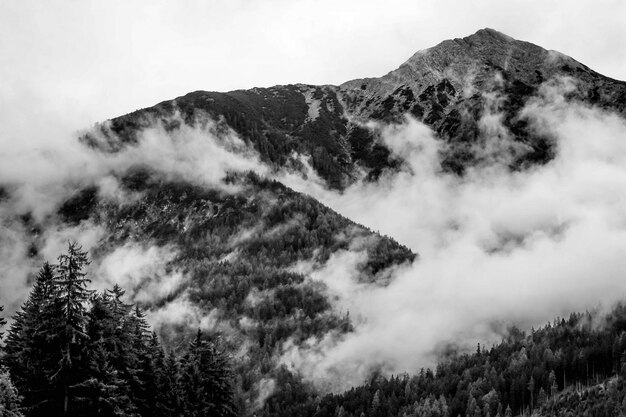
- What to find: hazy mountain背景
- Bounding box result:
[3,28,626,416]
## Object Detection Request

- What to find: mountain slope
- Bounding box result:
[29,163,415,410]
[340,28,626,172]
[89,28,626,184]
[264,305,626,417]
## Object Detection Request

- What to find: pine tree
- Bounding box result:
[439,394,450,417]
[124,305,155,416]
[549,370,557,397]
[3,262,61,416]
[3,246,234,417]
[0,305,19,417]
[371,389,381,414]
[179,330,236,417]
[74,340,134,417]
[528,375,535,410]
[466,396,479,417]
[144,332,168,415]
[154,350,181,417]
[0,366,24,417]
[79,289,136,416]
[52,242,93,416]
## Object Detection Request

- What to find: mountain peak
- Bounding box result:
[341,28,569,100]
[407,27,541,69]
[467,27,514,43]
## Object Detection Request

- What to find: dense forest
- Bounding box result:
[257,307,626,417]
[0,243,236,417]
[5,243,626,416]
[48,168,415,410]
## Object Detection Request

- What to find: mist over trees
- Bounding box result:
[0,242,236,417]
[6,244,626,417]
[258,308,626,417]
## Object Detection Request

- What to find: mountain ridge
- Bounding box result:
[89,29,626,187]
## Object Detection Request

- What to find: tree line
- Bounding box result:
[0,242,236,417]
[259,308,626,417]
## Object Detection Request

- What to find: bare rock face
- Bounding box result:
[341,28,625,117]
[93,28,626,184]
[339,28,626,172]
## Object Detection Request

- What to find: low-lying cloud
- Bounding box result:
[0,111,266,321]
[279,77,626,391]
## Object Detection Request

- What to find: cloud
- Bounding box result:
[0,111,266,323]
[0,217,35,314]
[280,79,626,391]
[6,114,264,217]
[146,294,222,334]
[94,243,184,303]
[94,243,229,335]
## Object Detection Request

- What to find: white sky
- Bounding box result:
[1,0,625,131]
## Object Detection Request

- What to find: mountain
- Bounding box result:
[3,28,626,416]
[86,28,626,184]
[39,167,415,410]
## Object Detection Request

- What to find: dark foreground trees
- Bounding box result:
[0,242,236,417]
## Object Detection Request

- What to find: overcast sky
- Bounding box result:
[1,0,625,132]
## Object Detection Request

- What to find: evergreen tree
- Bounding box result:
[0,366,24,417]
[179,330,236,417]
[371,389,381,413]
[154,350,181,417]
[124,305,154,416]
[4,246,237,417]
[548,370,557,397]
[53,242,93,416]
[74,340,134,417]
[78,289,136,416]
[528,375,535,410]
[3,262,60,416]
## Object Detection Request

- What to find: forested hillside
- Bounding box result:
[9,166,414,411]
[258,306,626,417]
[5,246,626,417]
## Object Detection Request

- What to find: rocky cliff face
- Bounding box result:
[340,28,626,171]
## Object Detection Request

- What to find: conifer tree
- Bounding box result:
[179,330,236,417]
[124,305,154,416]
[154,350,181,417]
[79,289,135,416]
[0,366,24,417]
[74,340,134,417]
[3,246,237,417]
[53,242,93,416]
[3,262,60,416]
